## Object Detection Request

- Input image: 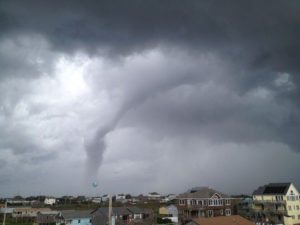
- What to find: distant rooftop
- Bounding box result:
[178,187,230,199]
[60,210,93,219]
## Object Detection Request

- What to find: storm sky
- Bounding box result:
[1,0,300,197]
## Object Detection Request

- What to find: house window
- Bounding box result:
[192,200,197,205]
[179,200,185,205]
[291,216,295,220]
[275,196,283,201]
[78,220,81,223]
[289,206,292,211]
[225,199,231,205]
[296,205,299,210]
[197,200,202,206]
[225,209,231,216]
[220,209,223,215]
[298,215,300,220]
[203,200,207,206]
[209,200,213,206]
[208,210,213,217]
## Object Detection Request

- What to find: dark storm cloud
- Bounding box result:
[1,0,300,195]
[1,0,300,103]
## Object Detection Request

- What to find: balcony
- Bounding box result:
[186,205,206,210]
[253,200,286,205]
[252,207,288,217]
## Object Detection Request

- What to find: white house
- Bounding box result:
[161,194,177,202]
[147,192,161,200]
[44,197,56,205]
[116,194,126,200]
[91,197,102,204]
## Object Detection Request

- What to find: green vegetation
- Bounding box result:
[0,217,34,225]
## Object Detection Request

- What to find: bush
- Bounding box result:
[157,217,172,224]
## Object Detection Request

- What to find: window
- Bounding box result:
[225,209,231,216]
[192,200,197,205]
[209,200,213,206]
[288,206,292,211]
[179,200,185,205]
[78,220,81,223]
[298,215,300,220]
[275,196,283,201]
[291,216,295,220]
[208,210,214,217]
[297,205,299,210]
[197,200,202,206]
[220,209,223,215]
[187,200,191,205]
[225,199,231,205]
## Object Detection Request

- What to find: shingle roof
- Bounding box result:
[93,207,140,216]
[127,206,143,214]
[60,210,92,219]
[192,215,254,225]
[177,188,230,199]
[252,183,291,195]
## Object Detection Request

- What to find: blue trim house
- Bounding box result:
[57,210,92,225]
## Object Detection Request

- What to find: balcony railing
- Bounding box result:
[186,205,206,209]
[252,207,288,216]
[253,200,286,205]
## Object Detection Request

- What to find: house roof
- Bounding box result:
[253,183,292,195]
[92,206,146,217]
[14,208,51,212]
[60,210,93,219]
[177,188,230,199]
[191,215,254,225]
[38,211,59,215]
[127,206,143,214]
[93,207,132,216]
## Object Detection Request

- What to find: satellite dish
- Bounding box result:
[92,181,98,188]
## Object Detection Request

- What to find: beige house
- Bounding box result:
[12,207,51,218]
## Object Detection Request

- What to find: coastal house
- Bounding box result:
[44,197,56,205]
[147,192,161,200]
[56,210,93,225]
[91,207,153,225]
[177,187,232,221]
[252,182,300,225]
[36,211,59,225]
[12,207,51,219]
[159,205,178,223]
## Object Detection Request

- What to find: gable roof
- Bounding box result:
[92,207,145,217]
[127,206,144,214]
[177,188,230,199]
[60,210,93,219]
[191,215,254,225]
[253,183,292,195]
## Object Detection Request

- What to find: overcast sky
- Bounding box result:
[1,0,300,198]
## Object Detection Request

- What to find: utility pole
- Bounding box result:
[108,196,112,225]
[2,199,7,225]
